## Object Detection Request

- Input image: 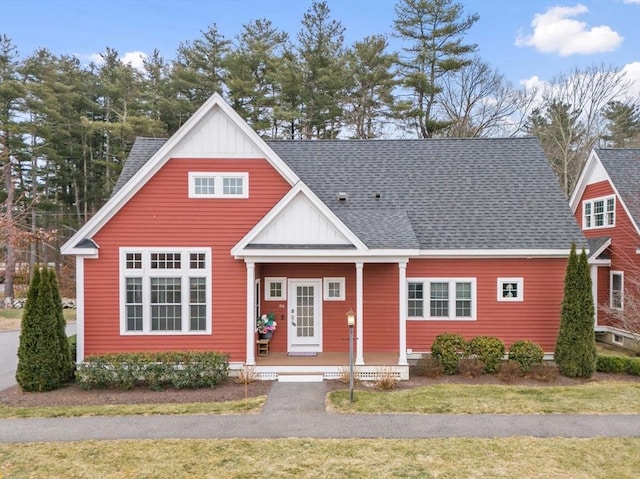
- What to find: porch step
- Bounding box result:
[277,371,325,383]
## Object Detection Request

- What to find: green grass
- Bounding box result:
[1,438,638,478]
[328,382,640,414]
[0,396,266,418]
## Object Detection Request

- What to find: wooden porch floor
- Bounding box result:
[255,351,400,366]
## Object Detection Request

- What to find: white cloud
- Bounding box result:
[120,51,147,72]
[623,0,640,4]
[75,51,148,72]
[620,61,640,101]
[515,4,623,56]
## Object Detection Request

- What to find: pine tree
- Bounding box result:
[16,268,64,391]
[392,0,479,137]
[554,244,597,378]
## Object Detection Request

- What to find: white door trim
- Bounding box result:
[287,279,323,352]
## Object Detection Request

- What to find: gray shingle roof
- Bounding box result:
[112,137,168,196]
[268,138,585,250]
[116,136,586,251]
[595,148,640,227]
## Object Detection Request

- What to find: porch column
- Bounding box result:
[245,261,256,365]
[590,264,598,326]
[75,256,85,363]
[398,261,408,365]
[356,262,364,365]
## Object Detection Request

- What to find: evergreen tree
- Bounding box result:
[601,100,640,148]
[554,244,597,378]
[225,19,289,137]
[392,0,479,137]
[16,268,64,391]
[297,0,348,139]
[343,35,398,139]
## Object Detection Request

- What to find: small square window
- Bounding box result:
[194,177,215,195]
[497,278,524,302]
[126,253,142,269]
[612,334,624,345]
[265,277,286,300]
[323,278,345,301]
[190,253,206,269]
[223,177,244,196]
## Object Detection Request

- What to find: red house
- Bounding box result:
[570,148,640,352]
[62,94,586,380]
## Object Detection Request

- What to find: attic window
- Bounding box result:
[189,172,249,199]
[583,195,615,229]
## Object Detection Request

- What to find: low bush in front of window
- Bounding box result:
[466,336,505,374]
[596,355,628,374]
[414,355,444,378]
[508,340,544,373]
[76,351,229,390]
[627,357,640,376]
[431,333,468,375]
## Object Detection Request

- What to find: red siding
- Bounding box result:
[575,180,640,327]
[84,158,290,361]
[406,258,567,353]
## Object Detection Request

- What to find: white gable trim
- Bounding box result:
[231,182,368,257]
[587,237,611,263]
[570,150,607,213]
[62,93,299,255]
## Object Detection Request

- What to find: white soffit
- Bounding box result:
[251,191,352,246]
[171,106,262,158]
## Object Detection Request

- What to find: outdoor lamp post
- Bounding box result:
[346,308,356,403]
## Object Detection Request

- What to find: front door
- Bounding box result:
[287,279,322,352]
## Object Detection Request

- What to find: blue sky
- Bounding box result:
[1,0,639,93]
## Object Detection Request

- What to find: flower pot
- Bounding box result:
[259,331,273,339]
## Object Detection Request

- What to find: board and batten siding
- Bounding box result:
[576,180,640,328]
[405,258,568,353]
[83,157,291,361]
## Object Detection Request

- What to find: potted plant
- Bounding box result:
[256,313,277,339]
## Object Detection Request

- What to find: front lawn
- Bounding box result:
[1,438,638,478]
[0,308,76,331]
[328,382,640,414]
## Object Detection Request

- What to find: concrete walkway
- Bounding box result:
[2,382,640,443]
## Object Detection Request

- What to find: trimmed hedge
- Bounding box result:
[431,333,467,375]
[508,340,544,373]
[76,351,229,390]
[466,336,505,374]
[595,355,640,376]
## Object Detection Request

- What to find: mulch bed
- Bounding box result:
[1,371,638,408]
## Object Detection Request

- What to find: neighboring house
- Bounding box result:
[570,148,640,353]
[62,94,586,380]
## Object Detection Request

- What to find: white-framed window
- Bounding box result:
[583,195,615,229]
[188,172,249,198]
[407,278,476,320]
[120,248,211,335]
[265,277,286,300]
[612,334,624,345]
[323,277,345,301]
[497,278,524,302]
[610,271,623,310]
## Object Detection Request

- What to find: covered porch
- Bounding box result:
[251,351,409,381]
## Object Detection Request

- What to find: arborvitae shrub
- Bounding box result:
[457,357,485,377]
[415,355,444,378]
[16,268,63,391]
[554,245,597,378]
[595,355,628,374]
[431,333,467,375]
[48,269,74,382]
[467,336,505,373]
[497,360,522,382]
[508,340,544,373]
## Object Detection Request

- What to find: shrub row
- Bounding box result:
[425,334,544,376]
[75,351,229,390]
[596,355,640,376]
